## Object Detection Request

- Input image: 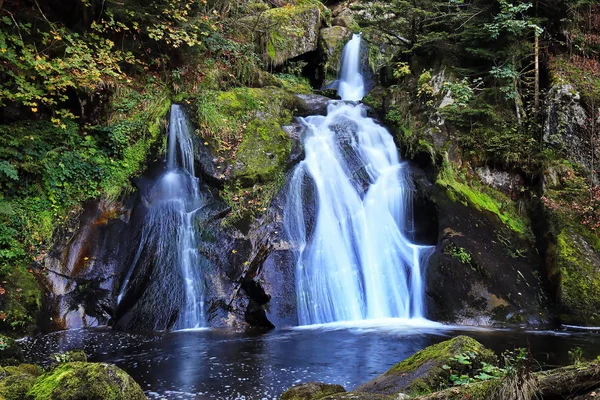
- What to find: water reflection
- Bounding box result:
[23,326,600,399]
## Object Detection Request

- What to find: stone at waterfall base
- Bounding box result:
[0,361,145,400]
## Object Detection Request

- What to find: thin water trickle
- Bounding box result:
[118,105,205,329]
[284,34,435,325]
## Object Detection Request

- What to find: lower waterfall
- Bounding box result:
[284,34,434,325]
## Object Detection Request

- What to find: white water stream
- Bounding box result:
[285,34,434,325]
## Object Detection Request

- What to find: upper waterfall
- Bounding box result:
[338,34,365,101]
[284,35,434,325]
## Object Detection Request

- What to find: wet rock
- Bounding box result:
[411,168,550,326]
[28,362,145,400]
[40,200,129,331]
[323,394,394,400]
[281,382,346,399]
[296,94,331,116]
[355,336,496,396]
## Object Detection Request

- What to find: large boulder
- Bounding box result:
[412,167,551,326]
[27,362,145,400]
[0,363,42,400]
[354,336,496,396]
[240,2,324,66]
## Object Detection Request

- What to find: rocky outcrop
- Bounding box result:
[320,26,352,79]
[544,82,598,182]
[240,2,324,66]
[355,336,496,396]
[412,167,551,326]
[40,200,129,331]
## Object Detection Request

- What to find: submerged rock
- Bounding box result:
[281,382,346,399]
[28,362,145,400]
[355,336,496,396]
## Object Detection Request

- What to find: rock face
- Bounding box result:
[27,362,145,400]
[412,168,551,326]
[242,3,324,66]
[354,336,496,396]
[40,200,129,331]
[320,26,352,79]
[544,82,598,182]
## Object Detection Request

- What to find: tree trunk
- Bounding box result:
[534,32,540,113]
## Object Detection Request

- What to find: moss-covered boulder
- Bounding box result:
[0,336,23,366]
[355,336,497,396]
[0,373,37,400]
[241,1,325,66]
[3,364,42,377]
[0,363,42,400]
[320,26,352,79]
[28,362,145,400]
[281,382,346,399]
[547,223,600,326]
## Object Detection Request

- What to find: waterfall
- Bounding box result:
[284,34,434,325]
[117,105,205,329]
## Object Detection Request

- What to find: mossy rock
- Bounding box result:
[0,373,37,400]
[354,336,496,396]
[240,2,324,66]
[27,362,145,400]
[3,364,42,377]
[0,336,23,366]
[552,225,600,325]
[281,382,346,399]
[320,26,352,77]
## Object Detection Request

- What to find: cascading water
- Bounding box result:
[285,34,434,325]
[117,105,205,329]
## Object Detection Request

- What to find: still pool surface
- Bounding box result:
[23,320,600,400]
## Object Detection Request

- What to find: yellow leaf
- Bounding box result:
[31,107,38,112]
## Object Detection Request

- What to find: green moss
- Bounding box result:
[1,266,42,332]
[28,362,145,400]
[436,164,531,238]
[244,2,323,66]
[375,336,498,396]
[555,226,600,325]
[275,74,313,94]
[4,364,41,377]
[50,350,87,364]
[0,373,37,400]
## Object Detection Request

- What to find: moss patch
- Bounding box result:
[0,373,37,400]
[28,362,145,400]
[554,226,600,325]
[436,164,531,238]
[355,336,497,396]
